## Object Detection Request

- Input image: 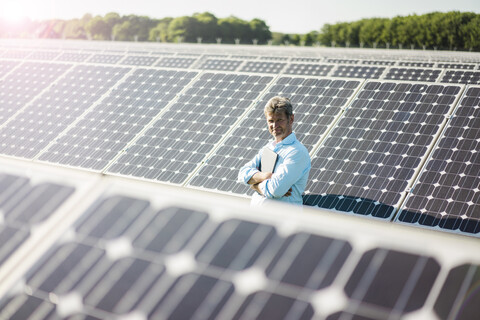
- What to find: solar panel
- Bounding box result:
[2,39,480,318]
[331,65,386,79]
[240,61,287,73]
[155,57,197,68]
[384,67,441,82]
[0,167,75,269]
[0,65,129,159]
[0,160,478,320]
[197,59,243,71]
[38,68,198,170]
[106,72,273,184]
[304,81,462,219]
[56,52,92,63]
[188,77,361,195]
[440,70,480,85]
[291,57,323,63]
[437,63,476,70]
[361,60,396,66]
[397,86,480,236]
[0,60,20,78]
[120,55,160,66]
[326,58,359,64]
[0,49,31,59]
[87,54,124,64]
[283,63,334,76]
[0,62,70,126]
[26,50,61,61]
[260,56,289,61]
[398,62,435,67]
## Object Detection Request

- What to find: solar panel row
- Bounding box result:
[0,40,479,239]
[0,162,478,320]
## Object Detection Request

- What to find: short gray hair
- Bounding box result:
[264,96,293,117]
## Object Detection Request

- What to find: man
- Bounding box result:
[238,96,311,206]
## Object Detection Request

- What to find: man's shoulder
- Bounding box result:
[281,139,310,160]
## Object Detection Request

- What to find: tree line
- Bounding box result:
[1,12,271,45]
[1,11,479,50]
[317,11,480,51]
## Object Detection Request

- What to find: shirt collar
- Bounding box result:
[270,132,296,148]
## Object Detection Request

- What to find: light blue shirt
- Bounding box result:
[238,132,311,206]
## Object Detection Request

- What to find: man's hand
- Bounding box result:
[251,184,292,197]
[247,171,272,185]
[284,188,292,197]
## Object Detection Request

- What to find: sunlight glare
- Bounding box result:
[0,1,27,23]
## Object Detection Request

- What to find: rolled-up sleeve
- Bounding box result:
[238,151,262,185]
[260,148,310,199]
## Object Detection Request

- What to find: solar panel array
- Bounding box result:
[0,39,479,236]
[0,39,479,319]
[0,159,478,320]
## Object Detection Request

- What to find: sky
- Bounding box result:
[1,0,479,34]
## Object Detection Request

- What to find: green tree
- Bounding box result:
[218,16,250,43]
[301,31,319,46]
[359,18,387,47]
[249,19,271,44]
[167,16,197,42]
[86,16,110,40]
[461,15,480,50]
[193,12,218,43]
[63,19,87,39]
[112,20,134,41]
[149,18,173,42]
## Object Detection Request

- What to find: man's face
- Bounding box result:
[266,110,294,143]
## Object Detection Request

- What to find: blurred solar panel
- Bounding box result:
[326,58,359,64]
[240,61,286,73]
[0,65,129,159]
[1,169,477,320]
[291,57,323,63]
[38,68,198,170]
[26,50,61,61]
[155,57,197,68]
[331,65,386,79]
[398,62,435,67]
[0,49,31,59]
[433,263,480,319]
[332,248,440,318]
[397,86,480,236]
[188,77,361,195]
[56,52,92,63]
[384,67,441,82]
[107,72,273,184]
[361,60,396,66]
[283,63,333,76]
[197,59,243,71]
[440,70,480,85]
[0,62,70,126]
[120,55,159,66]
[304,82,462,219]
[260,56,289,61]
[437,63,476,70]
[0,60,20,77]
[0,172,74,265]
[87,54,123,64]
[231,54,258,60]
